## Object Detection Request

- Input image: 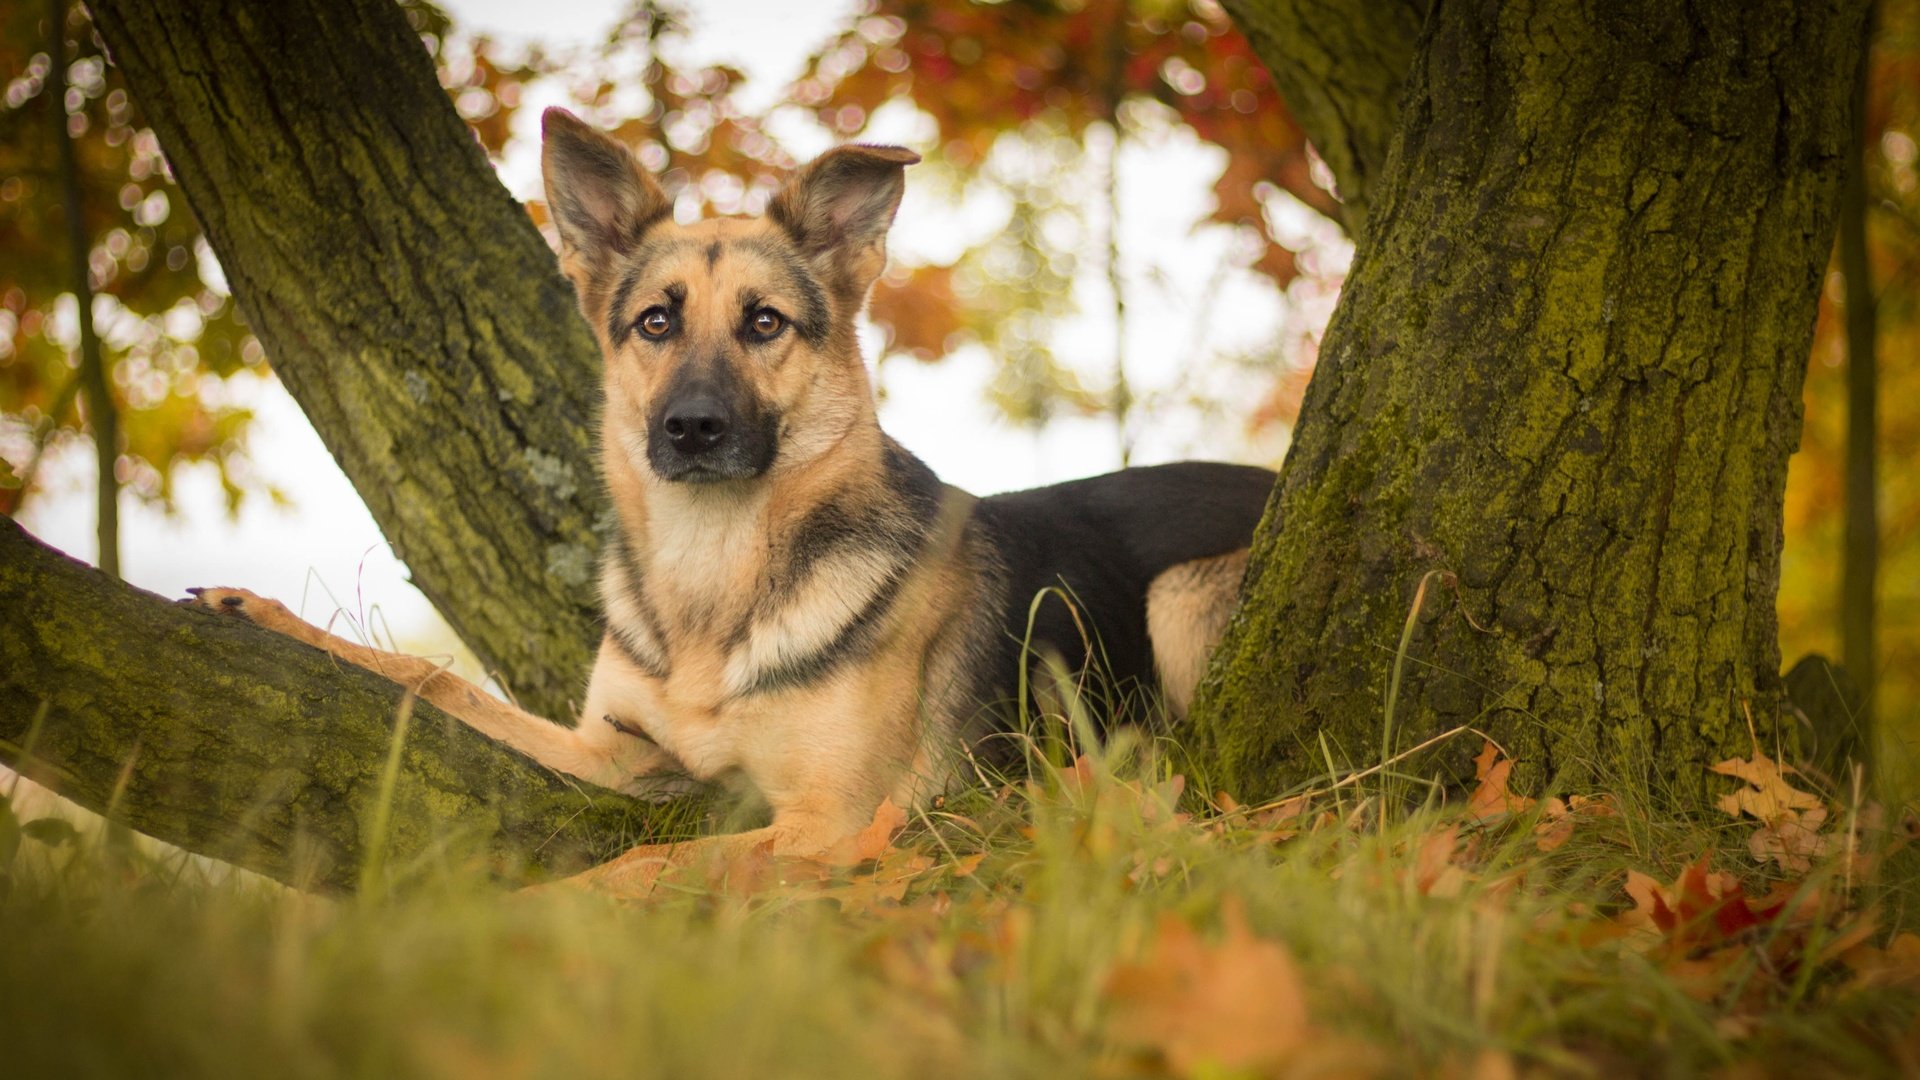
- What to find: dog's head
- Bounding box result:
[541,108,917,486]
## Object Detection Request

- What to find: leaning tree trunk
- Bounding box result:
[86,0,604,721]
[1192,0,1870,804]
[0,517,662,892]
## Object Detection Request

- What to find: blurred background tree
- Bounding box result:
[0,1,268,569]
[0,0,751,569]
[797,0,1342,461]
[0,0,545,555]
[1784,0,1918,783]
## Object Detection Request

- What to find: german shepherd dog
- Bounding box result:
[190,109,1273,896]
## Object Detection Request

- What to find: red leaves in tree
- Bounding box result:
[798,0,1337,281]
[867,264,963,362]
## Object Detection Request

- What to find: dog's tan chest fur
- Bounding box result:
[589,483,927,793]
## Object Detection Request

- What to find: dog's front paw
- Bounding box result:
[183,587,301,634]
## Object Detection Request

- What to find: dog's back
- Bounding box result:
[961,461,1275,741]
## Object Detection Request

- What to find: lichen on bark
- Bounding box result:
[1193,0,1869,805]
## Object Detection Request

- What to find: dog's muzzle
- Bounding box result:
[647,381,776,483]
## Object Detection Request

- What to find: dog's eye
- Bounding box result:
[637,309,672,338]
[749,309,785,339]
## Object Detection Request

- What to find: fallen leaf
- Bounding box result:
[1711,751,1832,872]
[1816,908,1882,965]
[1414,824,1470,898]
[1534,794,1618,852]
[1467,741,1535,822]
[1619,859,1768,946]
[701,837,781,895]
[821,873,911,912]
[1841,932,1920,990]
[1711,752,1823,823]
[820,798,909,867]
[1059,754,1098,794]
[1748,807,1832,874]
[1235,794,1316,843]
[1106,902,1313,1075]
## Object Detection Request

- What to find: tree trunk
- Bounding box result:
[1220,0,1424,240]
[0,517,661,892]
[85,0,604,721]
[1838,8,1878,745]
[1193,0,1869,804]
[50,0,120,579]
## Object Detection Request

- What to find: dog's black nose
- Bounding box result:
[663,394,731,454]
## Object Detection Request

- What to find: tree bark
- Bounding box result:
[0,517,660,892]
[85,0,605,721]
[1220,0,1424,240]
[1191,0,1870,804]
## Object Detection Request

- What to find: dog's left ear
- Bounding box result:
[541,108,669,272]
[769,144,921,301]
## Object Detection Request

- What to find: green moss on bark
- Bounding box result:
[0,519,667,891]
[1191,0,1868,806]
[86,0,605,721]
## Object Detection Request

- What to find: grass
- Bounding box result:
[4,719,1919,1079]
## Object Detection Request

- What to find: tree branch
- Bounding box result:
[0,518,675,892]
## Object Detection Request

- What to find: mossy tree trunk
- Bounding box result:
[1193,0,1870,804]
[0,517,658,892]
[85,0,604,722]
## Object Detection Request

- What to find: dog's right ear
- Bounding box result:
[540,108,669,268]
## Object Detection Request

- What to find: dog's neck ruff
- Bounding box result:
[597,430,946,702]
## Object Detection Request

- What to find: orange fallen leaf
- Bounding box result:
[1619,859,1776,946]
[1841,932,1920,990]
[820,798,909,867]
[698,837,782,895]
[1747,807,1831,874]
[1247,794,1318,842]
[1710,751,1831,872]
[1711,751,1823,822]
[1816,908,1882,965]
[1059,754,1098,794]
[1106,902,1313,1075]
[821,873,912,913]
[1534,794,1618,852]
[1467,741,1535,822]
[1414,824,1471,898]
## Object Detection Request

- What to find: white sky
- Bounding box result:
[18,0,1341,670]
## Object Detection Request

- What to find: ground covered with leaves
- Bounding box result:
[4,733,1919,1078]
